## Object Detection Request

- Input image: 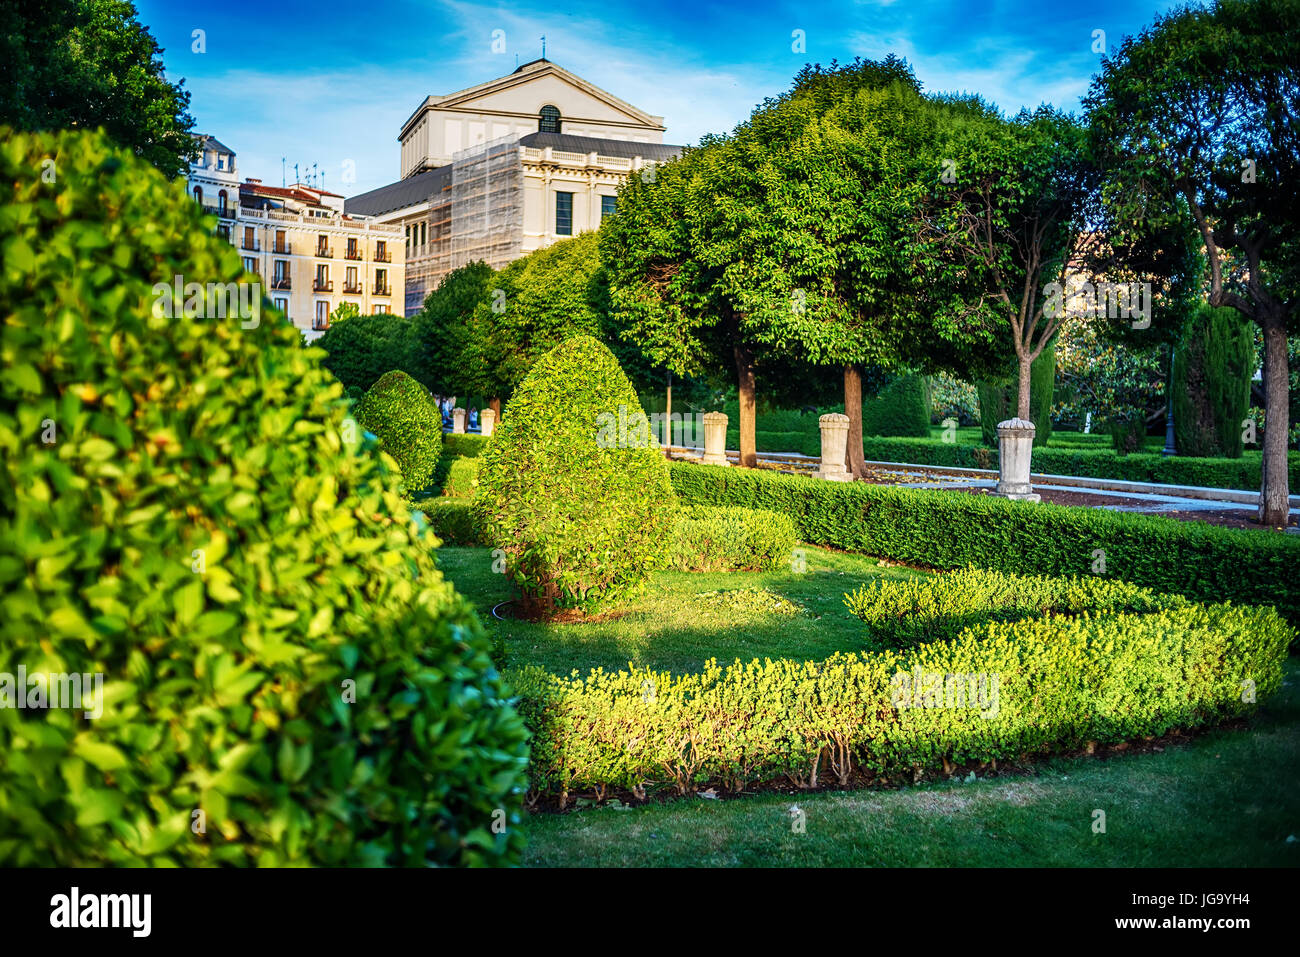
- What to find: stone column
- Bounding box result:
[701,411,730,466]
[452,407,466,434]
[994,418,1040,502]
[818,413,853,481]
[479,408,496,438]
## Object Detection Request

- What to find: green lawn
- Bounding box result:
[437,542,1298,867]
[437,544,926,676]
[520,659,1300,867]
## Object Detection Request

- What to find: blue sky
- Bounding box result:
[136,0,1180,196]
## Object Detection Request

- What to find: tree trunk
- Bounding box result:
[1258,312,1291,526]
[734,342,758,468]
[489,396,502,419]
[843,364,865,478]
[664,371,673,458]
[1016,352,1032,422]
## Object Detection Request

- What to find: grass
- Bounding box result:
[438,535,1297,866]
[520,659,1300,867]
[437,544,927,676]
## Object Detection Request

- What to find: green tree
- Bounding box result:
[1086,0,1299,524]
[474,231,610,407]
[416,260,495,401]
[1172,304,1254,458]
[977,342,1057,447]
[315,303,416,397]
[0,0,197,177]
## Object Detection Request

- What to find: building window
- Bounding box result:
[373,304,388,314]
[242,256,257,274]
[601,195,616,220]
[555,191,573,236]
[193,186,203,205]
[314,301,330,330]
[218,190,228,217]
[419,222,426,246]
[405,224,411,249]
[539,105,561,134]
[274,297,289,319]
[376,269,388,295]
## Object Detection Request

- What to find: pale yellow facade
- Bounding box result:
[188,135,406,342]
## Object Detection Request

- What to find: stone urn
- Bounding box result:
[701,411,730,466]
[994,418,1040,502]
[818,413,853,482]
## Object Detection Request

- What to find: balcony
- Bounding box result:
[241,238,260,251]
[373,249,392,263]
[272,241,293,254]
[343,281,363,294]
[373,284,390,297]
[312,279,333,292]
[344,248,363,261]
[315,245,333,258]
[199,203,237,220]
[271,276,292,290]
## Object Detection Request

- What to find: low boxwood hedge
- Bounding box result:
[669,462,1300,621]
[509,601,1291,799]
[423,499,482,546]
[850,438,1300,492]
[845,567,1187,651]
[439,457,481,499]
[443,433,490,459]
[665,506,797,572]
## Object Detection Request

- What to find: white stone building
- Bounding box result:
[345,59,683,313]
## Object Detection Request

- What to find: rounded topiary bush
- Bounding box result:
[0,128,528,866]
[474,335,675,617]
[355,370,443,495]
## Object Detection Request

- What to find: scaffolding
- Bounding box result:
[449,134,524,274]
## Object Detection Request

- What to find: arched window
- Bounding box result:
[193,185,203,206]
[539,105,561,134]
[218,190,228,216]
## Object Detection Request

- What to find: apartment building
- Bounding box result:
[188,135,405,341]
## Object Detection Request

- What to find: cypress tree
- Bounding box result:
[1172,305,1253,458]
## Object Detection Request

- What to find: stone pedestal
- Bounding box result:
[994,418,1040,502]
[818,413,853,481]
[452,407,466,434]
[701,411,729,466]
[480,408,496,438]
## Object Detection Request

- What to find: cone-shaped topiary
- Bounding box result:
[474,335,675,618]
[355,370,443,495]
[0,128,528,866]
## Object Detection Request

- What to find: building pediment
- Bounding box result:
[400,60,664,140]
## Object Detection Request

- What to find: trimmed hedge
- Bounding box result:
[862,373,931,438]
[666,506,797,572]
[474,336,676,617]
[422,499,482,546]
[440,456,481,498]
[355,370,442,493]
[726,428,816,455]
[845,567,1187,651]
[443,433,490,458]
[850,438,1300,492]
[669,462,1300,621]
[509,601,1291,798]
[0,128,527,866]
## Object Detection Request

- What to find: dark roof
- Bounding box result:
[345,164,452,217]
[344,134,682,217]
[519,132,682,162]
[512,57,551,74]
[192,133,235,155]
